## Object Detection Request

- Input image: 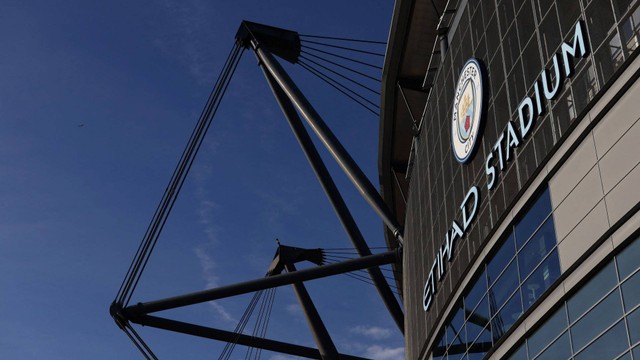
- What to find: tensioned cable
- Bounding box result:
[301,48,382,70]
[322,246,390,251]
[299,34,387,45]
[298,61,379,116]
[321,259,401,295]
[125,323,159,360]
[301,39,385,57]
[115,43,242,304]
[343,273,400,296]
[300,54,381,84]
[122,326,153,360]
[126,45,244,306]
[298,60,379,112]
[299,59,379,114]
[220,289,265,360]
[115,43,245,308]
[300,54,381,85]
[245,288,270,360]
[117,44,241,305]
[244,287,277,360]
[322,256,401,283]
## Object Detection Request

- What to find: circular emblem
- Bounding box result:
[452,59,484,164]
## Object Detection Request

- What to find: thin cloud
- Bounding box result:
[154,0,220,84]
[350,325,392,340]
[193,246,236,324]
[285,303,303,317]
[363,345,404,360]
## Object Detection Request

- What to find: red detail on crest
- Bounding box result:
[464,115,471,132]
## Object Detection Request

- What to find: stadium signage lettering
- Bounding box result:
[485,21,589,190]
[423,20,589,312]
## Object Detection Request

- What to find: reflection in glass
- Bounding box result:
[488,235,516,285]
[506,343,527,360]
[518,218,556,279]
[571,290,623,352]
[616,236,640,279]
[492,290,523,340]
[627,308,640,345]
[489,261,519,312]
[534,331,571,360]
[514,189,552,249]
[621,271,640,311]
[567,261,617,322]
[574,320,629,360]
[522,250,561,309]
[527,306,568,358]
[465,270,488,313]
[466,296,490,343]
[468,325,492,359]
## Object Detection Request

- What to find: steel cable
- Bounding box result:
[300,54,381,84]
[298,56,380,91]
[116,43,245,308]
[299,34,387,45]
[115,44,242,305]
[300,39,385,57]
[298,61,379,116]
[301,47,382,70]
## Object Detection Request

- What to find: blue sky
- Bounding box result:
[0,1,403,359]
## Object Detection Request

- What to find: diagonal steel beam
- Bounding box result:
[261,68,405,332]
[248,36,404,246]
[133,315,370,360]
[124,249,399,316]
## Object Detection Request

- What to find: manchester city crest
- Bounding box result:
[452,58,484,164]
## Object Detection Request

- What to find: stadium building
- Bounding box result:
[380,0,640,359]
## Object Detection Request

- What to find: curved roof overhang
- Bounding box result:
[379,0,446,266]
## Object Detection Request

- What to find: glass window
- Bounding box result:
[518,218,556,279]
[534,331,571,360]
[433,331,447,360]
[516,0,535,46]
[486,15,501,57]
[539,6,561,59]
[613,0,635,18]
[469,325,492,358]
[498,0,516,33]
[527,306,568,358]
[507,343,527,360]
[570,290,624,351]
[488,235,517,285]
[489,50,506,97]
[585,0,616,49]
[492,289,523,339]
[514,189,552,249]
[465,269,488,311]
[616,236,640,279]
[466,295,491,342]
[617,352,633,360]
[627,307,640,345]
[557,1,581,35]
[594,31,624,85]
[620,6,640,54]
[621,270,640,311]
[504,25,521,73]
[489,261,520,311]
[567,261,617,322]
[522,35,541,86]
[572,61,599,115]
[574,320,629,360]
[522,250,561,308]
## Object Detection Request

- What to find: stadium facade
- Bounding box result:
[380,0,640,359]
